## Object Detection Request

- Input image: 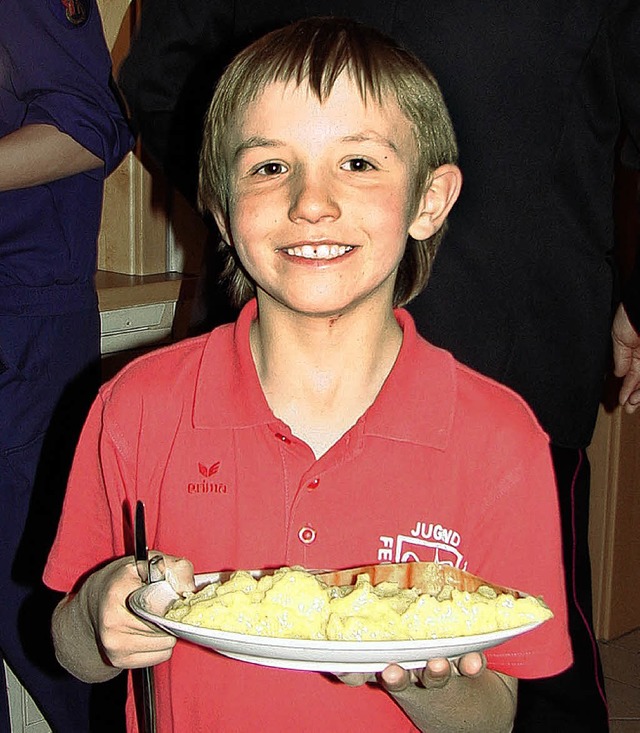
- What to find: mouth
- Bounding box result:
[281,243,354,261]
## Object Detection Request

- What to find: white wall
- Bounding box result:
[3,662,51,733]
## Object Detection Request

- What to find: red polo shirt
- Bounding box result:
[45,301,571,733]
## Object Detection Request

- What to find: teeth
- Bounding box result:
[283,244,353,260]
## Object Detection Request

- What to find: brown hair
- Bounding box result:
[198,16,458,308]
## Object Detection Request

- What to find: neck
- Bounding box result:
[250,297,403,458]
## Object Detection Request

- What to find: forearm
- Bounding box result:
[389,671,517,733]
[0,124,103,192]
[50,555,136,684]
[52,590,122,684]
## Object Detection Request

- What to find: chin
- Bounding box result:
[260,280,393,318]
[285,297,377,321]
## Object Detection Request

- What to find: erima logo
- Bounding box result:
[199,462,220,477]
[188,462,227,494]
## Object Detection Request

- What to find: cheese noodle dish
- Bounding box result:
[164,566,553,641]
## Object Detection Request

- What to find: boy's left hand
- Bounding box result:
[337,652,517,733]
[338,651,486,690]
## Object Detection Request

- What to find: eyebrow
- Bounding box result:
[232,136,284,161]
[232,131,400,161]
[340,131,400,154]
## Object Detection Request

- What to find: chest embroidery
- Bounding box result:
[379,520,467,570]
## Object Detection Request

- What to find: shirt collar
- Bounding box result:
[364,308,455,450]
[193,301,456,450]
[193,300,273,429]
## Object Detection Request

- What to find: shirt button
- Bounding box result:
[298,525,317,544]
[307,478,320,490]
[274,432,291,444]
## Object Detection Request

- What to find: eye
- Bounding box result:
[254,161,288,176]
[341,158,375,172]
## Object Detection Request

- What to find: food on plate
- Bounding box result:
[164,564,553,641]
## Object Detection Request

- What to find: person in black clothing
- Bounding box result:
[117,2,640,731]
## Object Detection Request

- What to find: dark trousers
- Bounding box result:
[514,445,609,732]
[0,309,125,733]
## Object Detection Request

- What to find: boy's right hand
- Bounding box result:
[83,553,195,670]
[53,553,195,683]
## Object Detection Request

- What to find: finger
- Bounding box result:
[154,554,196,593]
[624,388,640,413]
[102,608,175,639]
[612,337,633,377]
[134,616,177,636]
[414,658,453,689]
[148,554,166,583]
[612,344,631,378]
[110,639,177,669]
[620,372,640,406]
[121,628,177,652]
[378,664,412,692]
[336,672,374,687]
[101,622,177,668]
[128,650,174,669]
[456,652,487,678]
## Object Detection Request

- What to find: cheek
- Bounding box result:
[231,190,283,233]
[371,195,413,268]
[228,201,263,245]
[374,196,415,246]
[369,183,414,221]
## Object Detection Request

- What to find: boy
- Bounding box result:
[44,17,572,733]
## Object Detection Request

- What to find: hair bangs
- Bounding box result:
[249,19,386,106]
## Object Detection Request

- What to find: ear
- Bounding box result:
[212,208,233,246]
[408,164,462,241]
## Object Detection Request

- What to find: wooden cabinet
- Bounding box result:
[97,0,207,279]
[95,0,207,358]
[589,385,640,640]
[589,158,640,641]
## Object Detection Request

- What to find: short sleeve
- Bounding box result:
[43,388,132,592]
[0,0,133,176]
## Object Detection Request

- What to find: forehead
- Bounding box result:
[230,73,416,149]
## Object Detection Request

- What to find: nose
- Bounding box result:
[288,170,340,224]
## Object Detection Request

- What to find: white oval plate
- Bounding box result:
[128,572,545,673]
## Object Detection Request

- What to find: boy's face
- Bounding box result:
[216,73,433,318]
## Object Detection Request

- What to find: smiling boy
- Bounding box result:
[44,18,572,733]
[209,71,458,456]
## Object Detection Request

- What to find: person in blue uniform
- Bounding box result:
[0,0,134,730]
[117,2,640,732]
